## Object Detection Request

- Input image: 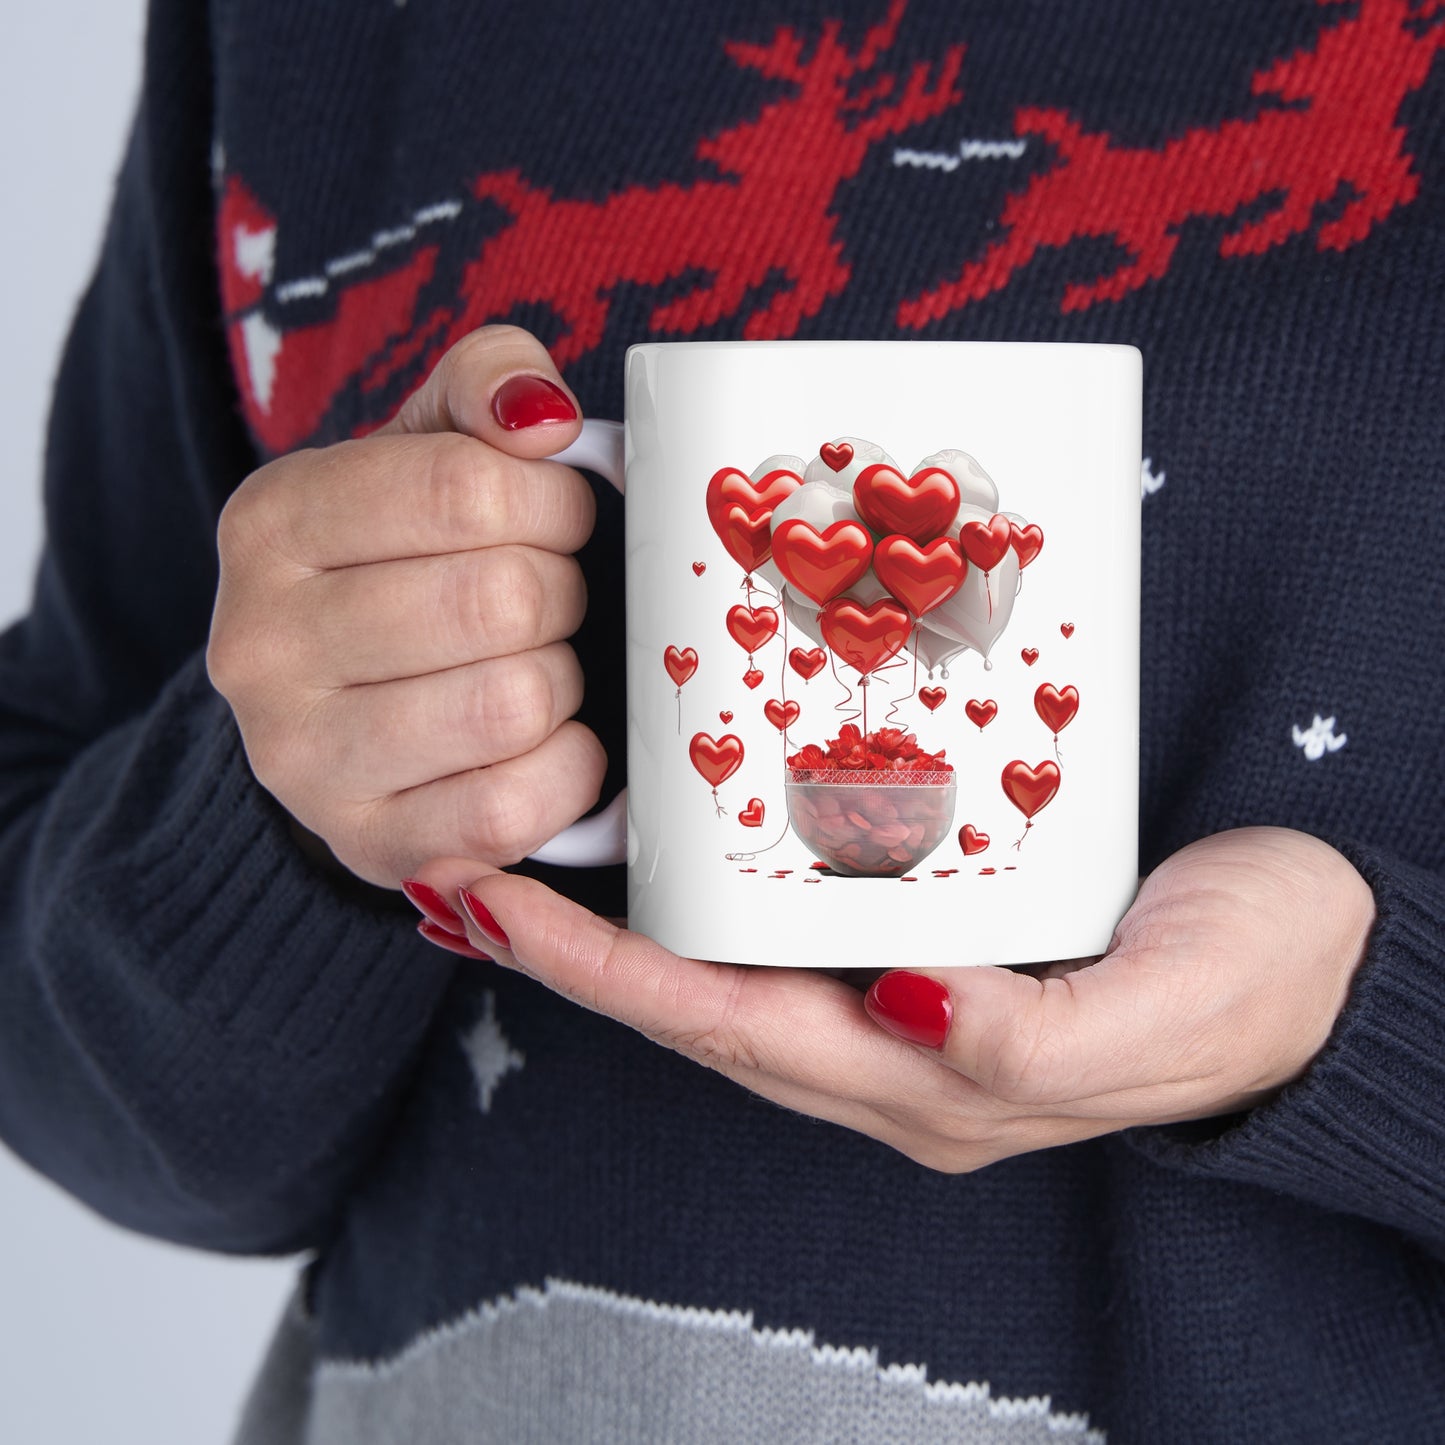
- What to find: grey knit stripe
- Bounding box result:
[234,1279,1105,1444]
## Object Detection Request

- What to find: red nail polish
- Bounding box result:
[401,879,466,936]
[491,375,578,430]
[864,971,953,1050]
[458,888,511,950]
[417,919,493,961]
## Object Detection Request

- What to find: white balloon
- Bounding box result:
[911,623,970,675]
[925,502,1020,659]
[803,435,897,493]
[918,448,1000,512]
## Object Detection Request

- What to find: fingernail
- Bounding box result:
[458,888,511,950]
[417,919,493,961]
[864,971,952,1050]
[401,879,466,936]
[491,375,578,430]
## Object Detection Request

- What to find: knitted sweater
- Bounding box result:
[2,0,1443,1440]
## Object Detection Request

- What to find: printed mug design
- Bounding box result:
[664,436,1080,879]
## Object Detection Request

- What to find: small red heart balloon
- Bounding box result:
[872,534,967,617]
[763,698,801,731]
[771,519,873,606]
[1001,759,1061,819]
[663,645,698,688]
[788,646,828,681]
[819,597,912,676]
[742,668,764,690]
[1021,647,1039,667]
[1034,683,1079,735]
[692,561,706,576]
[964,698,998,729]
[959,513,1012,572]
[820,441,854,472]
[1060,622,1075,639]
[689,732,745,789]
[726,604,779,654]
[719,710,734,723]
[705,466,803,572]
[739,797,765,827]
[854,464,961,543]
[959,824,989,856]
[919,686,946,712]
[1010,522,1045,569]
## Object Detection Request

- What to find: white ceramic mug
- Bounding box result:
[536,340,1141,969]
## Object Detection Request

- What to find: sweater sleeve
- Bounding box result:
[1125,842,1445,1256]
[0,0,453,1254]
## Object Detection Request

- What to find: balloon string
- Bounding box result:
[1012,819,1032,850]
[713,787,726,819]
[883,625,921,725]
[985,570,994,622]
[675,686,682,736]
[1054,734,1063,764]
[829,651,861,729]
[860,674,869,734]
[726,818,791,862]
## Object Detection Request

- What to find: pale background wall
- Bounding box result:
[0,7,297,1442]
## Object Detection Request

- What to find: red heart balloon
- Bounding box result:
[764,698,801,731]
[771,519,873,605]
[742,668,764,690]
[689,732,745,789]
[872,534,967,617]
[705,466,803,572]
[719,710,733,723]
[1001,759,1061,819]
[958,823,989,856]
[820,441,854,472]
[919,686,946,712]
[1010,522,1044,569]
[788,646,827,681]
[663,645,698,688]
[819,597,912,676]
[1034,683,1079,735]
[1060,622,1075,639]
[692,561,706,576]
[726,604,779,654]
[964,698,997,729]
[959,513,1012,572]
[854,464,961,543]
[1021,647,1039,666]
[739,797,765,827]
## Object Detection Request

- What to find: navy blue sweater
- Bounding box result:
[2,0,1443,1440]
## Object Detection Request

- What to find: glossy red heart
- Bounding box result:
[788,646,827,681]
[1001,759,1061,819]
[1010,522,1044,569]
[771,519,873,605]
[742,668,764,690]
[872,534,966,617]
[819,597,912,676]
[739,797,765,827]
[820,441,854,472]
[764,698,801,731]
[689,732,745,789]
[854,464,961,543]
[726,604,779,654]
[919,686,946,712]
[959,513,1012,572]
[719,710,733,723]
[1060,622,1075,639]
[1034,683,1079,735]
[1021,648,1039,666]
[959,823,989,856]
[663,645,698,688]
[705,466,803,572]
[964,698,997,729]
[692,561,706,576]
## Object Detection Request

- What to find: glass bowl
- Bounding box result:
[784,771,956,877]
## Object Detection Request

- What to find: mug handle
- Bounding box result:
[526,419,629,868]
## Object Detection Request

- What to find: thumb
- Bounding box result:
[378,323,583,458]
[864,956,1165,1108]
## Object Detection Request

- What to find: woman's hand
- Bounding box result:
[207,326,605,888]
[410,827,1375,1170]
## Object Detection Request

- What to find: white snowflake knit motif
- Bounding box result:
[1292,714,1347,760]
[459,991,525,1113]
